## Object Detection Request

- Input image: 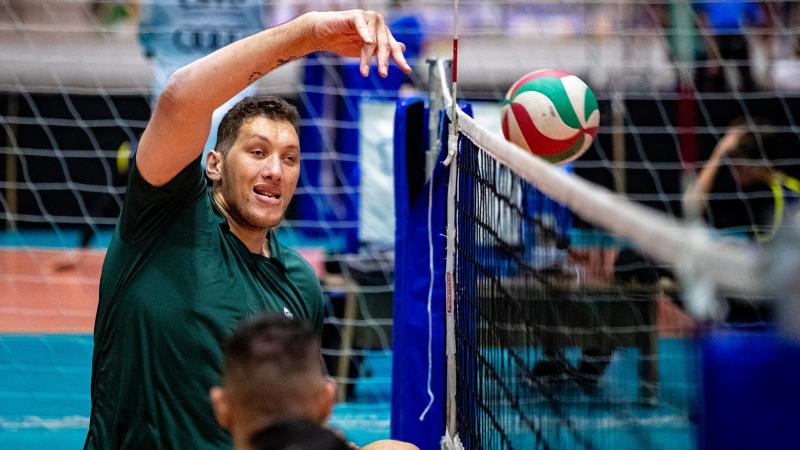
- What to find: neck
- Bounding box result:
[232,429,253,450]
[212,190,270,257]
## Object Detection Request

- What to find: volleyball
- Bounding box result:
[501,69,600,164]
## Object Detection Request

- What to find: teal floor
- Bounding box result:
[0,334,700,449]
[481,341,699,450]
[0,334,391,449]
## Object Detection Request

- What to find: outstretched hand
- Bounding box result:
[307,10,413,78]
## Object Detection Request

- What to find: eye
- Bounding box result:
[251,149,265,158]
[283,155,298,165]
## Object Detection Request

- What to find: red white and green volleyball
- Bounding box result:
[501,69,600,164]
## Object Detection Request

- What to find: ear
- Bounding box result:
[316,379,336,423]
[209,386,232,430]
[206,150,223,182]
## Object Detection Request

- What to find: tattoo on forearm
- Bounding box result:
[247,56,299,84]
[275,55,299,68]
[248,71,264,84]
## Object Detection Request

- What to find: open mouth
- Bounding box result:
[254,186,281,201]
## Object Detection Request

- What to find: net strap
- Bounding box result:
[430,52,460,442]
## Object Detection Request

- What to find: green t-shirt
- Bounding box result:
[84,158,324,449]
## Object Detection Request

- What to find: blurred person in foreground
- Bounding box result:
[84,10,411,449]
[684,119,800,243]
[684,118,800,324]
[211,314,417,450]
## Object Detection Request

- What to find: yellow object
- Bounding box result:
[116,141,131,175]
[759,173,800,243]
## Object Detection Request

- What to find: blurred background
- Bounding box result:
[1,1,799,448]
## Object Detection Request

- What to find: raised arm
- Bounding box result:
[136,10,411,186]
[683,126,745,215]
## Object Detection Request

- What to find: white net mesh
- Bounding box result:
[2,1,800,447]
[421,1,800,447]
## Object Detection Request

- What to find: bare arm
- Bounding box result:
[683,126,744,214]
[137,10,411,186]
[360,440,420,450]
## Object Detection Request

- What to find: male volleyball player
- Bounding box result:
[684,118,800,324]
[684,118,800,243]
[84,10,411,449]
[210,314,417,450]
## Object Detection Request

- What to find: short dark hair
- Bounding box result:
[732,134,777,163]
[214,96,300,155]
[249,418,349,450]
[221,314,322,419]
[726,120,800,179]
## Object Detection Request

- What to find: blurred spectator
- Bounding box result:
[684,118,800,324]
[684,118,800,242]
[694,1,767,92]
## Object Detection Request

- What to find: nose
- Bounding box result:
[260,153,282,182]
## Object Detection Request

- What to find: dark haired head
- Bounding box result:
[249,418,348,450]
[724,118,775,160]
[729,129,778,163]
[726,118,799,178]
[215,96,300,156]
[213,314,330,430]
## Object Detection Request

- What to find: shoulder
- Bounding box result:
[275,243,323,302]
[118,156,207,243]
[281,247,323,289]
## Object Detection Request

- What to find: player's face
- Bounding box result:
[218,117,300,230]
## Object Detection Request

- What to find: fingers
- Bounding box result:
[354,10,413,78]
[375,15,390,77]
[357,11,377,77]
[352,11,374,45]
[360,42,376,77]
[389,34,412,75]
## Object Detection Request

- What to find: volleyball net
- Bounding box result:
[4,2,800,448]
[421,56,800,449]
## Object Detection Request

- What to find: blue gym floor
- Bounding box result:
[0,334,392,449]
[0,334,701,449]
